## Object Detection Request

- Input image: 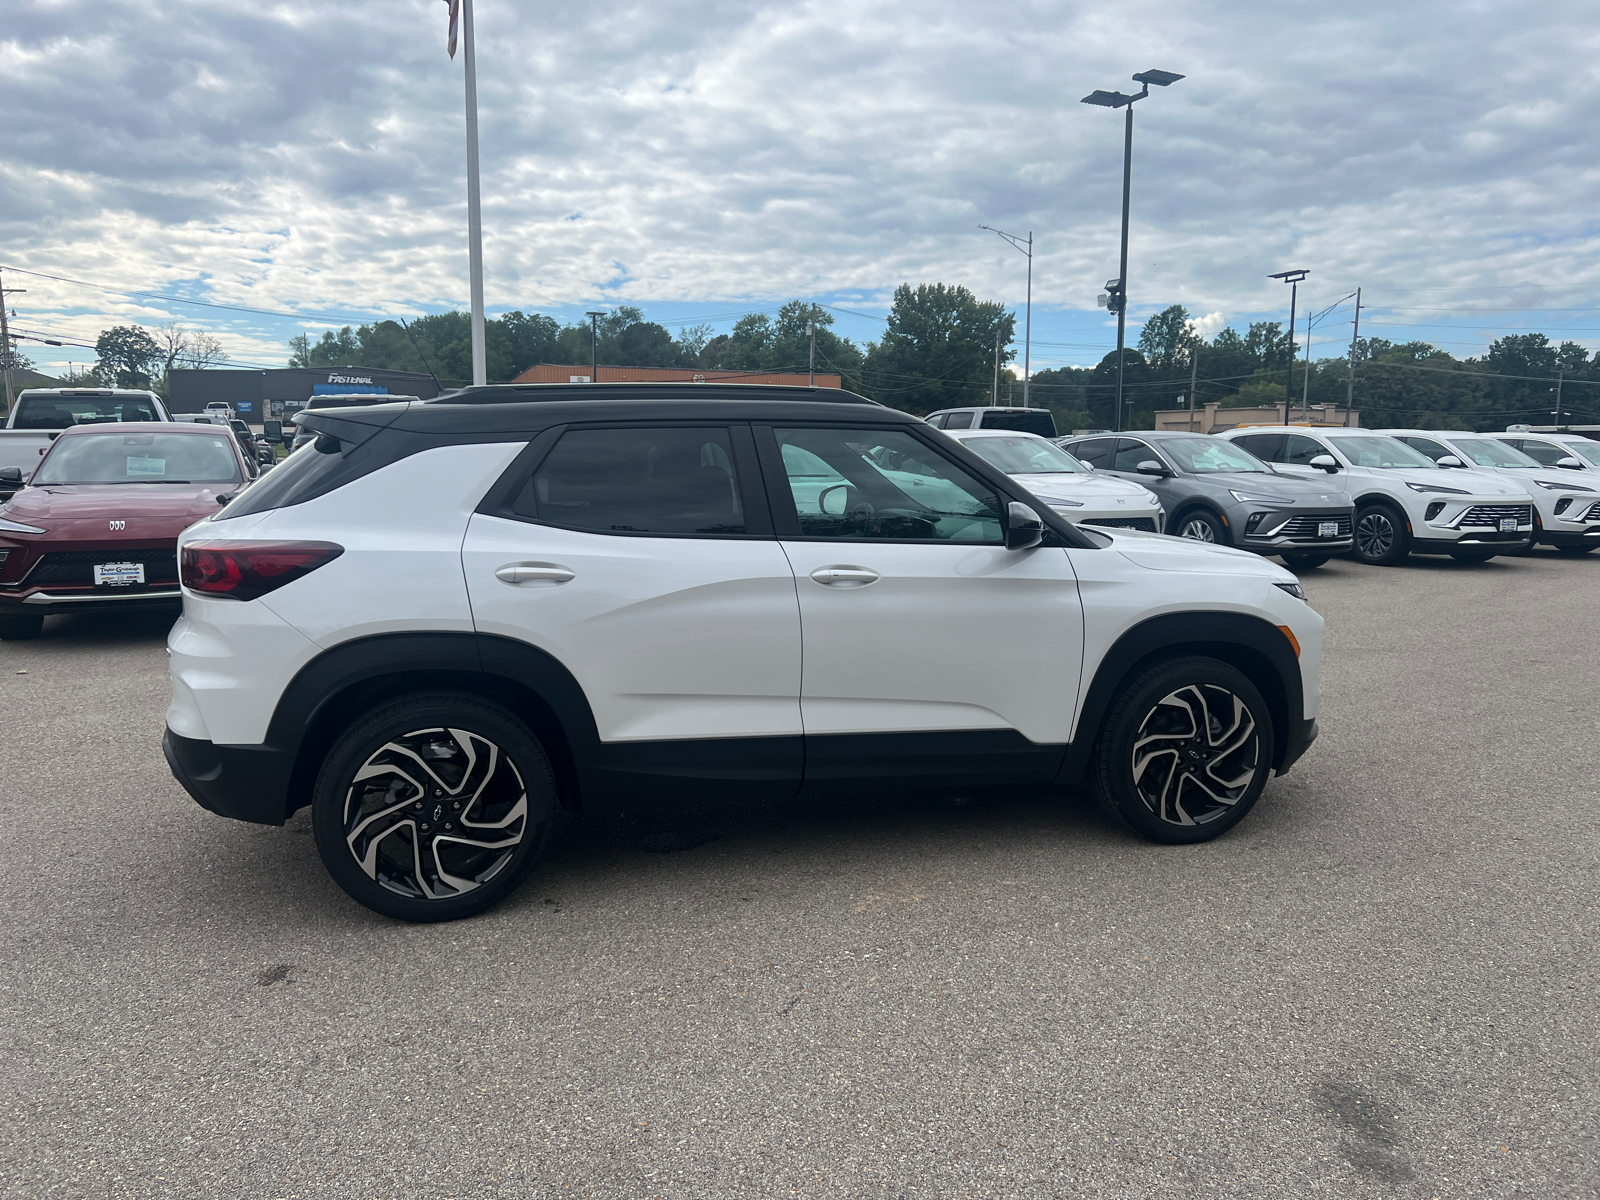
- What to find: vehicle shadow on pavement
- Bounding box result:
[33,607,180,645]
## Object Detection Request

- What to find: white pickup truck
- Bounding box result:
[0,388,173,500]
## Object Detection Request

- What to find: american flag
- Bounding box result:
[443,0,460,58]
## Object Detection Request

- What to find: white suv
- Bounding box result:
[941,428,1165,532]
[1219,427,1532,565]
[163,384,1323,922]
[1380,429,1600,556]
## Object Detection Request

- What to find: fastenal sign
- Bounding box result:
[327,374,374,385]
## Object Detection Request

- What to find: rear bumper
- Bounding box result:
[163,728,296,826]
[1276,718,1318,775]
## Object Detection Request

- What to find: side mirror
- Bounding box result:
[1557,456,1584,470]
[216,493,233,506]
[1437,455,1465,468]
[0,466,21,484]
[1308,454,1340,472]
[818,483,850,516]
[1005,502,1044,550]
[1135,459,1169,477]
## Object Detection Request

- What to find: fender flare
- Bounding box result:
[1057,610,1303,785]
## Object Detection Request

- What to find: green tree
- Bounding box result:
[862,284,1013,413]
[699,302,866,389]
[1136,305,1200,375]
[94,326,161,388]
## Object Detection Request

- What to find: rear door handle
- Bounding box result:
[810,566,879,587]
[495,563,575,585]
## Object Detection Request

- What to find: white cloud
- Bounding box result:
[4,0,1600,364]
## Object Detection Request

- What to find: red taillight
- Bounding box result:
[181,541,343,601]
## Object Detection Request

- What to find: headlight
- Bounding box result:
[0,517,46,535]
[1038,497,1084,508]
[1536,479,1593,491]
[1274,581,1308,601]
[1230,489,1295,504]
[1405,482,1469,495]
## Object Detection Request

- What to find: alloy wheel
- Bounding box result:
[1179,517,1216,542]
[1130,684,1260,826]
[1355,510,1395,559]
[341,726,528,900]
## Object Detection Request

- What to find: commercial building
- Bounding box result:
[512,363,842,388]
[1152,401,1359,434]
[167,366,440,423]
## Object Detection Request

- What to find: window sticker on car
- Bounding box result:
[126,456,167,477]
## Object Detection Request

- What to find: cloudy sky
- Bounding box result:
[4,0,1600,376]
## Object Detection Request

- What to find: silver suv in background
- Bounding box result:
[1061,431,1355,569]
[924,407,1057,437]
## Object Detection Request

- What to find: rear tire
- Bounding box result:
[1091,656,1275,844]
[0,613,44,640]
[312,693,557,923]
[1173,509,1228,545]
[1353,502,1410,566]
[1280,554,1329,571]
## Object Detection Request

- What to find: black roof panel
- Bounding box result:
[433,382,879,407]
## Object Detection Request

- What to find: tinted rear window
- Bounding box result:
[13,394,160,429]
[978,410,1056,436]
[512,426,745,535]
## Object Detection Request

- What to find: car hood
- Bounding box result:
[1098,526,1296,579]
[1203,472,1349,501]
[1010,472,1159,503]
[1373,469,1525,498]
[1,483,234,531]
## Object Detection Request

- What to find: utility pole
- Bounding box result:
[808,312,817,387]
[1270,269,1308,425]
[460,0,487,385]
[1345,287,1361,426]
[1553,369,1564,426]
[585,311,604,383]
[0,269,24,415]
[992,327,1001,406]
[1301,305,1313,419]
[979,225,1033,408]
[1188,344,1199,433]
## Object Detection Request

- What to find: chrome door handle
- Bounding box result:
[810,566,879,587]
[495,563,575,585]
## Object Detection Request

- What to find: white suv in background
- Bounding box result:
[1219,427,1532,565]
[1381,429,1600,556]
[1495,431,1600,474]
[942,428,1165,532]
[163,384,1323,923]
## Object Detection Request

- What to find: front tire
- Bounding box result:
[0,613,44,640]
[1353,502,1410,566]
[1174,509,1228,545]
[1091,656,1275,844]
[312,693,557,922]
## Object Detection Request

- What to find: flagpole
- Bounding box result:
[461,0,486,386]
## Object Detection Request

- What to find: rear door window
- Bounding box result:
[1070,438,1115,468]
[941,412,974,430]
[513,426,746,535]
[1232,432,1284,462]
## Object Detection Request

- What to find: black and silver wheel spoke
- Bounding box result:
[1357,512,1393,558]
[1130,684,1260,826]
[343,726,527,900]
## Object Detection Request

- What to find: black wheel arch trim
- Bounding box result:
[1055,610,1306,786]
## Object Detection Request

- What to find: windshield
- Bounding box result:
[12,393,160,430]
[1449,438,1540,468]
[1162,438,1270,474]
[961,435,1087,474]
[1328,435,1435,469]
[1561,440,1600,466]
[34,432,242,485]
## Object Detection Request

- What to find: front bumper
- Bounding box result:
[163,727,297,826]
[1237,507,1354,556]
[1276,718,1319,775]
[1541,525,1600,548]
[1,588,182,611]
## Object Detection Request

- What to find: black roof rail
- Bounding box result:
[430,381,882,407]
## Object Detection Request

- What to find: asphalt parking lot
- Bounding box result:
[2,550,1596,1199]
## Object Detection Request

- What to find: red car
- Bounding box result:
[0,423,254,639]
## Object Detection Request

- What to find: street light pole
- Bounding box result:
[0,269,21,414]
[1269,269,1309,425]
[992,327,1001,407]
[1082,69,1184,432]
[979,225,1033,407]
[586,311,604,383]
[461,0,486,386]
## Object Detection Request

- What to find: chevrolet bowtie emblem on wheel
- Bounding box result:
[108,520,126,531]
